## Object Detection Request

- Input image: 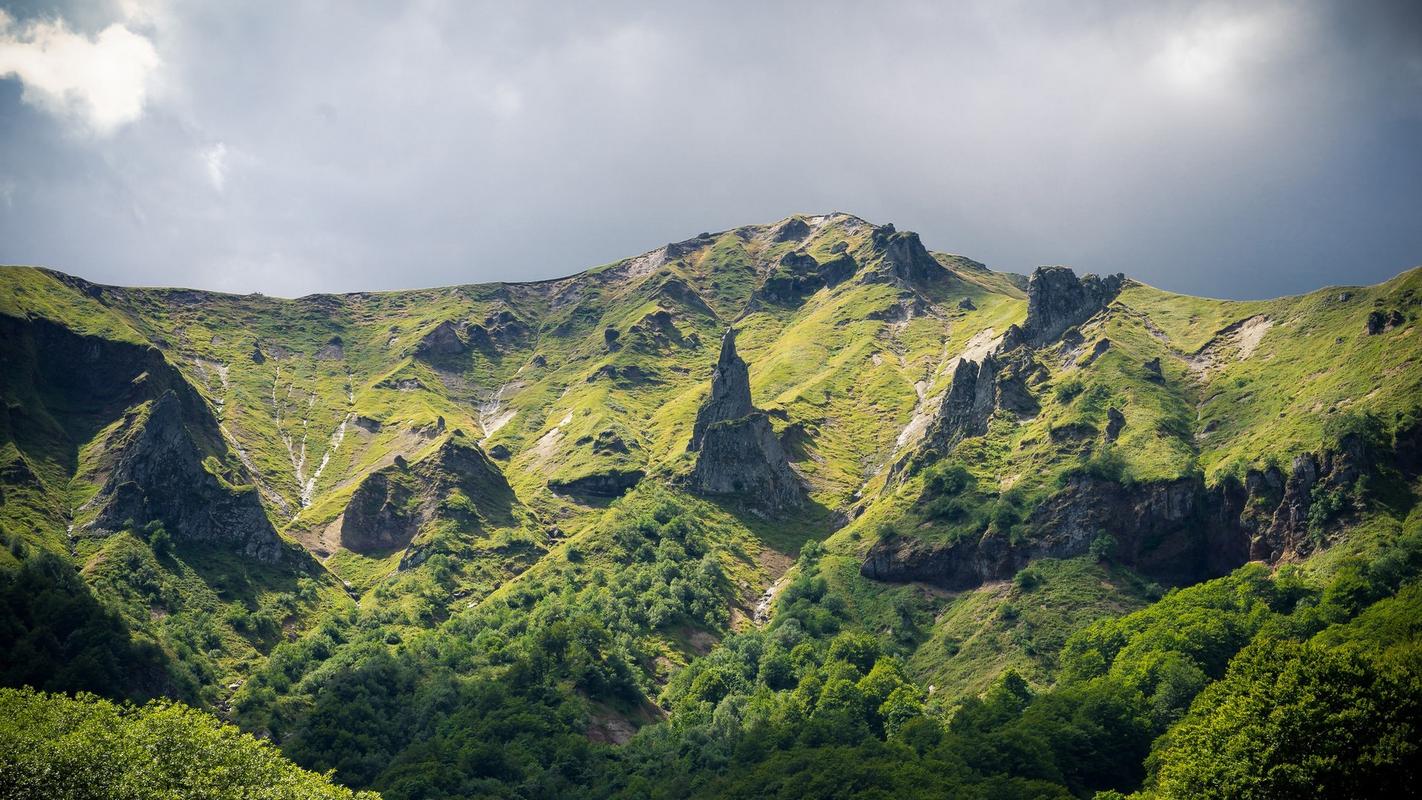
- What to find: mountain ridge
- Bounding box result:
[2,212,1420,798]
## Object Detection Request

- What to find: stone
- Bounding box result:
[958,297,977,311]
[1017,266,1125,347]
[341,434,514,556]
[1105,407,1126,441]
[548,468,645,498]
[415,320,467,359]
[689,329,754,451]
[686,328,804,511]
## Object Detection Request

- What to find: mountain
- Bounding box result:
[2,212,1420,798]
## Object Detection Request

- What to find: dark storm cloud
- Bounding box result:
[1,0,1419,298]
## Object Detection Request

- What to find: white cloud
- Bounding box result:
[202,141,227,191]
[0,9,159,136]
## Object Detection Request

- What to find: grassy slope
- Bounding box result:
[2,215,1419,717]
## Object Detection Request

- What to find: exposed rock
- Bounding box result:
[415,320,468,359]
[96,390,288,563]
[1367,309,1405,335]
[958,297,977,311]
[866,225,944,286]
[772,217,812,242]
[918,352,1040,458]
[686,328,804,511]
[756,251,858,305]
[689,414,803,511]
[548,468,645,498]
[863,428,1413,591]
[1009,267,1125,348]
[689,329,754,451]
[0,316,290,563]
[250,343,266,364]
[487,443,511,460]
[340,432,514,555]
[588,363,656,386]
[1079,338,1111,367]
[1049,421,1098,442]
[1105,407,1126,441]
[604,327,622,351]
[315,336,344,360]
[466,309,532,354]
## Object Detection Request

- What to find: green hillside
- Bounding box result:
[1,212,1419,798]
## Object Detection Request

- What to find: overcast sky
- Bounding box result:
[1,1,1419,299]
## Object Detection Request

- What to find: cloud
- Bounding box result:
[0,9,159,135]
[0,1,1418,299]
[201,141,227,191]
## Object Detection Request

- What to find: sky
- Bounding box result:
[0,1,1419,299]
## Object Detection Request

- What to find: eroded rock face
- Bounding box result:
[340,432,515,556]
[415,320,468,359]
[690,414,803,511]
[919,353,1041,458]
[689,329,754,452]
[0,316,290,564]
[686,328,804,511]
[757,251,858,306]
[1009,267,1125,347]
[863,429,1413,591]
[96,390,288,564]
[866,225,944,286]
[548,469,645,498]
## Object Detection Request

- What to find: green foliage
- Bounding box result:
[0,687,376,799]
[0,552,176,702]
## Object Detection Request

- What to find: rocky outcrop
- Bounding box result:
[467,309,532,353]
[95,390,288,563]
[1367,309,1405,335]
[1003,267,1125,348]
[756,251,858,306]
[866,225,945,286]
[689,329,755,451]
[0,316,290,563]
[773,217,812,242]
[1105,407,1126,441]
[863,429,1413,591]
[687,329,804,511]
[415,320,468,359]
[340,432,515,555]
[917,352,1041,458]
[548,469,645,498]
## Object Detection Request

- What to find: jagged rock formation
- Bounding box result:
[864,427,1417,590]
[916,352,1042,459]
[340,431,515,555]
[866,224,945,286]
[0,316,290,563]
[94,390,288,563]
[1367,309,1405,335]
[687,329,804,511]
[688,329,755,452]
[1004,266,1125,348]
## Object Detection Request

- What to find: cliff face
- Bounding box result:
[1,315,289,563]
[687,329,804,512]
[1008,266,1125,348]
[862,429,1414,590]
